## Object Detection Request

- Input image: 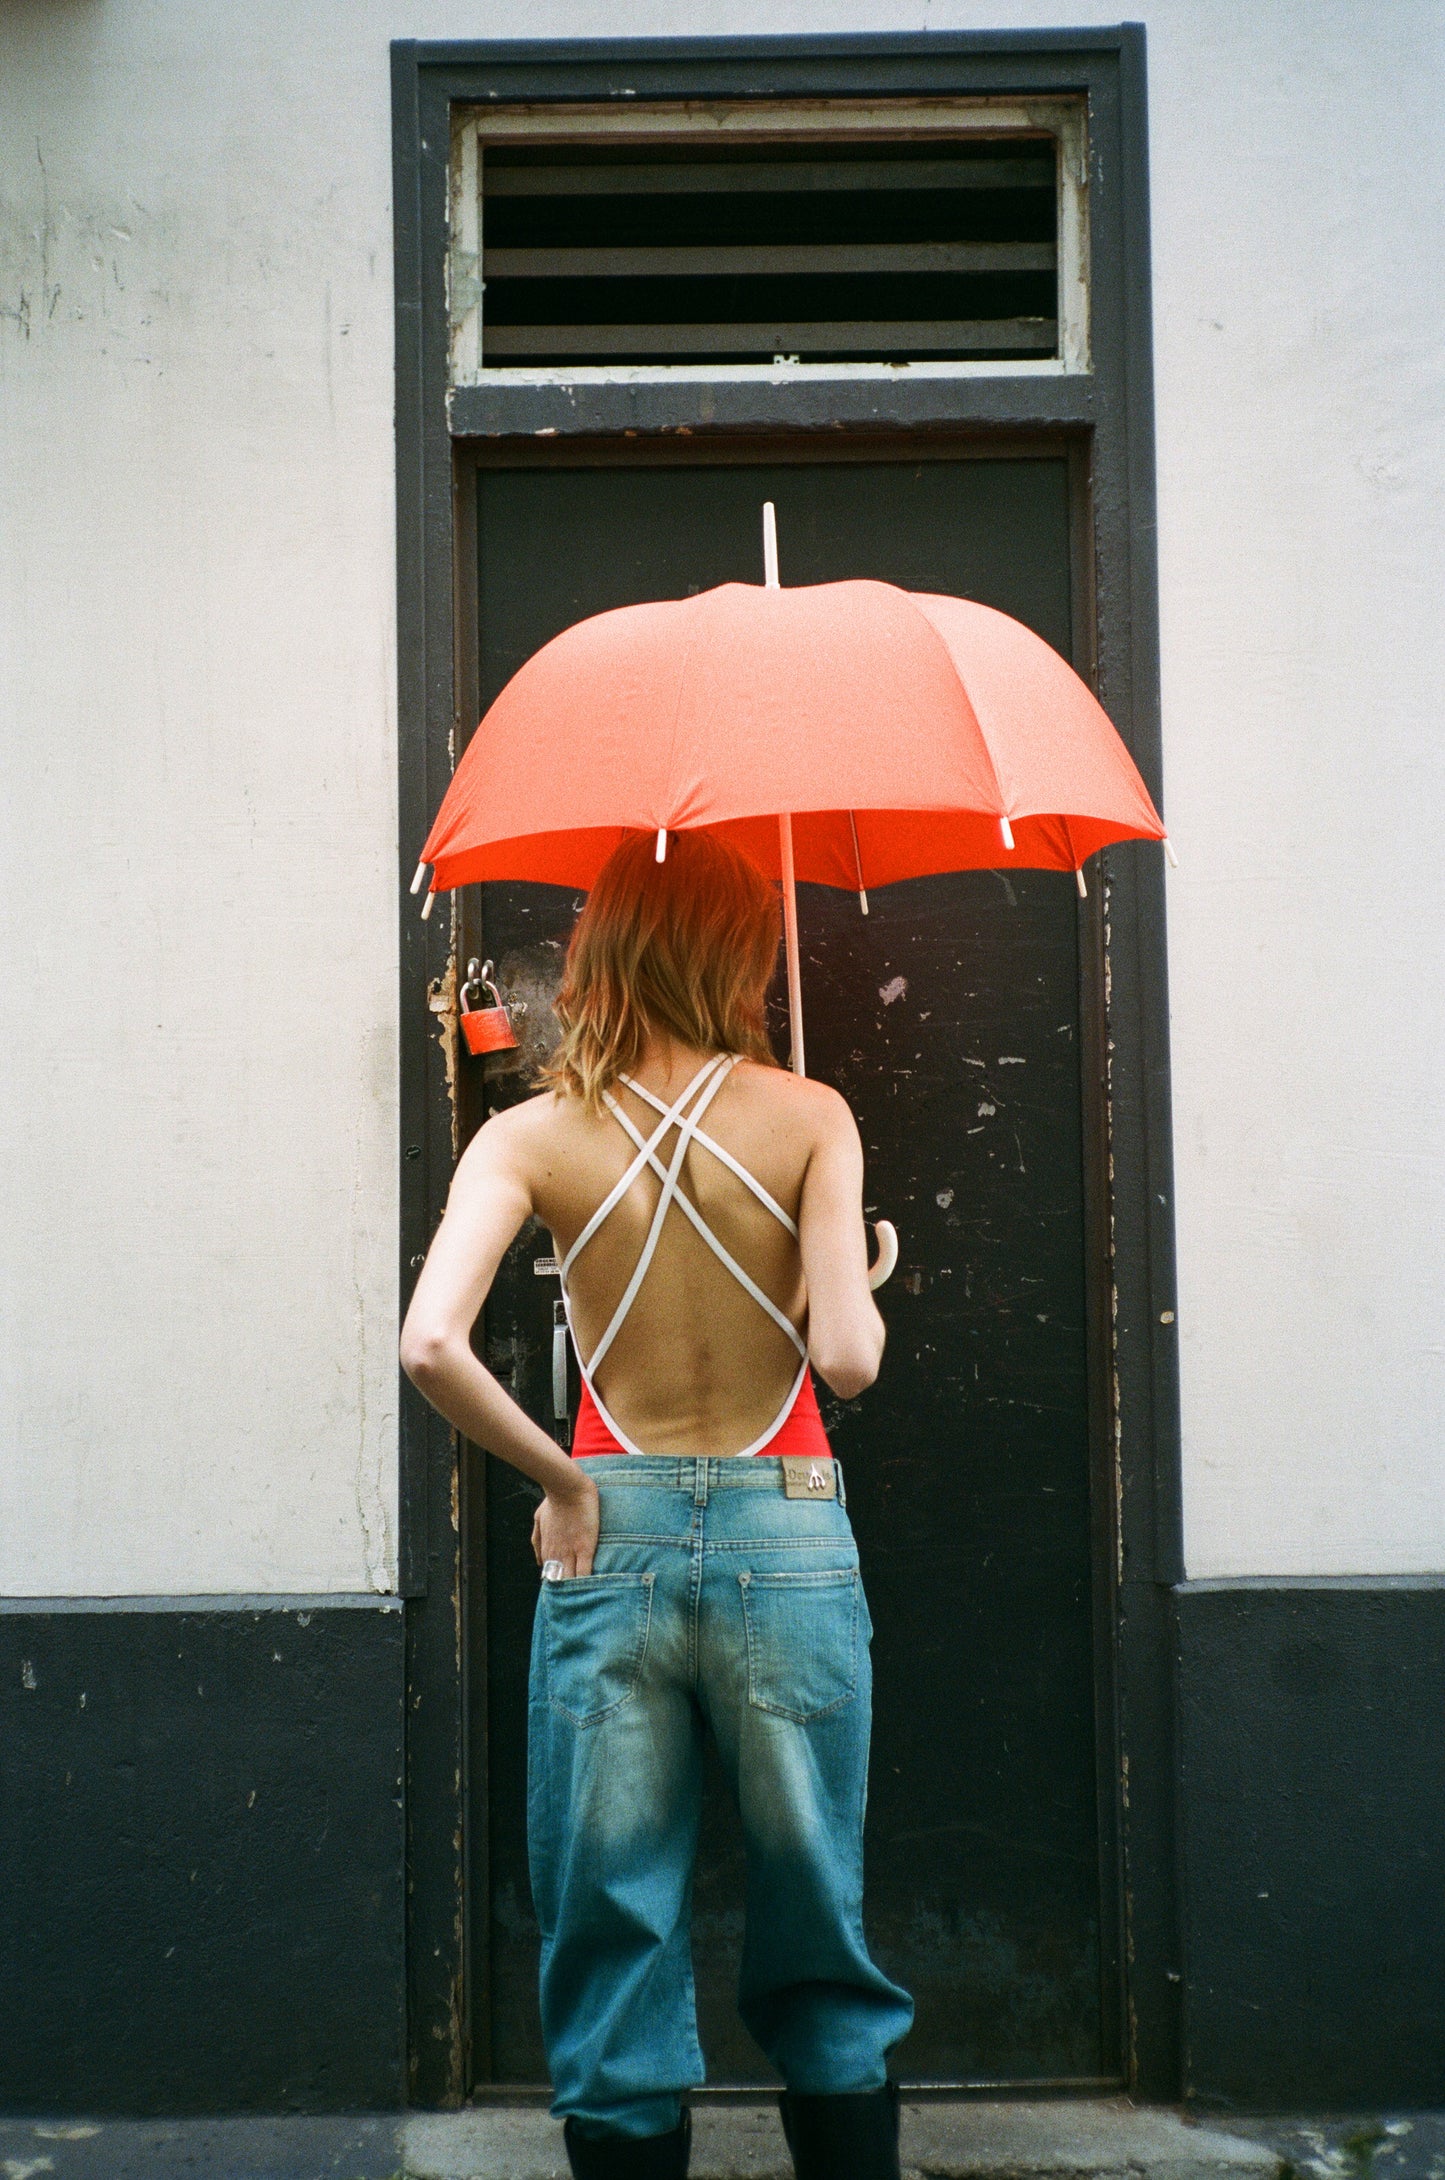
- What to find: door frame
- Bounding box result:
[392,28,1182,2107]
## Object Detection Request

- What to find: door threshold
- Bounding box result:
[465,2077,1126,2104]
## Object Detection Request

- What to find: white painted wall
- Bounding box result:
[2,0,1441,1590]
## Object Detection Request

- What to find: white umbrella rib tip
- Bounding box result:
[999,816,1016,851]
[1163,836,1179,867]
[656,828,668,862]
[410,861,429,895]
[1076,868,1088,899]
[847,810,869,915]
[420,889,436,920]
[762,502,780,590]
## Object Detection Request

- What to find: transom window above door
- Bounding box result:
[448,100,1090,383]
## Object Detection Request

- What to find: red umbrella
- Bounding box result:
[415,506,1172,1078]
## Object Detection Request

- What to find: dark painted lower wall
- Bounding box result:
[1176,1577,1445,2110]
[0,1599,406,2114]
[10,1580,1443,2113]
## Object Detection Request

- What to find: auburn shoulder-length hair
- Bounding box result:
[541,829,781,1107]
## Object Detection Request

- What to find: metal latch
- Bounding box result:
[552,1300,571,1448]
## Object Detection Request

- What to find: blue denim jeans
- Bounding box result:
[527,1454,914,2141]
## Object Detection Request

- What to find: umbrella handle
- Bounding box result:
[867,1219,899,1292]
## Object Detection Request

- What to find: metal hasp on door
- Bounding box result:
[466,453,1118,2088]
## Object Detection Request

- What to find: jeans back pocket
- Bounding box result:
[542,1571,655,1728]
[739,1567,861,1722]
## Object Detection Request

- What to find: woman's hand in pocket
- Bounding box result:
[532,1466,601,1579]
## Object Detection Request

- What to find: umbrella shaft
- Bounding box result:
[778,812,806,1078]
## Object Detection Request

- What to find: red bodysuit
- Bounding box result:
[559,1053,832,1465]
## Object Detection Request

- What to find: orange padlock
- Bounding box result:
[459,959,522,1057]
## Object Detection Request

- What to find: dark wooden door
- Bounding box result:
[463,451,1119,2089]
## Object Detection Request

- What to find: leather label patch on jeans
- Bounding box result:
[781,1456,837,1500]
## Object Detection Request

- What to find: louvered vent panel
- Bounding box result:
[481,140,1058,366]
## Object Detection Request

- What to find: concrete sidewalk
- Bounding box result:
[1,2101,1440,2180]
[408,2097,1280,2179]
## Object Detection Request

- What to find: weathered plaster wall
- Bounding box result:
[2,0,1441,1590]
[1143,6,1445,1576]
[0,1,415,1591]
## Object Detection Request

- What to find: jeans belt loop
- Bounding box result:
[692,1458,709,1507]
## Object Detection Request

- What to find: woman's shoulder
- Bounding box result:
[462,1084,584,1165]
[478,1061,857,1161]
[728,1059,858,1144]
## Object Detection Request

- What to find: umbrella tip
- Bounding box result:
[1076,867,1088,899]
[762,502,779,589]
[656,828,668,862]
[420,888,436,920]
[1163,836,1179,868]
[410,860,429,895]
[999,816,1015,851]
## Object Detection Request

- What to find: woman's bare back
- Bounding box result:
[511,1055,829,1457]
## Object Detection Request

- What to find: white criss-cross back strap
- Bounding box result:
[604,1075,807,1360]
[560,1052,734,1379]
[558,1052,810,1459]
[613,1073,800,1240]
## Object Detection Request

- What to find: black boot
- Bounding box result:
[563,2107,691,2178]
[778,2082,900,2180]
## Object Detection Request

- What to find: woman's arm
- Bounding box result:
[797,1088,887,1401]
[399,1106,599,1577]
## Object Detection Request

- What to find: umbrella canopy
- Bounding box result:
[416,507,1173,1087]
[417,575,1167,898]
